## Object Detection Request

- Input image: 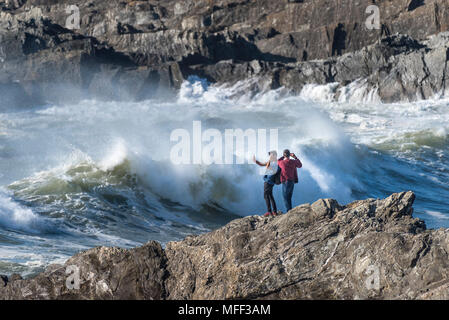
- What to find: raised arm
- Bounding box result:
[252,155,268,167]
[290,153,303,168]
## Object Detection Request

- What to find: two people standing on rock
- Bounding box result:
[253,149,302,217]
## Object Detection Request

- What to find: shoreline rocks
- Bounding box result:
[2,191,449,300]
[1,0,449,106]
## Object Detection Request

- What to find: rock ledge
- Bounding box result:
[2,192,449,300]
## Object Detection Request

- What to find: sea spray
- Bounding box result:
[1,76,449,275]
[0,189,40,231]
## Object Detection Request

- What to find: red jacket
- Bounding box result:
[278,157,302,183]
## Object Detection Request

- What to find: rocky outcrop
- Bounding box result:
[1,0,449,106]
[279,32,449,102]
[2,191,449,300]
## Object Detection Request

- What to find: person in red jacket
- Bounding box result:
[277,149,302,212]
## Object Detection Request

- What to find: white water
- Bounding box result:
[1,76,449,276]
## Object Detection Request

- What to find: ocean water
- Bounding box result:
[1,76,449,277]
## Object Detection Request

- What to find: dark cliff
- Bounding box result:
[1,0,449,105]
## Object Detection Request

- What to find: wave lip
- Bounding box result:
[0,189,42,232]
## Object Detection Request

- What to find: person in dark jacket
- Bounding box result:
[253,151,280,217]
[277,149,302,212]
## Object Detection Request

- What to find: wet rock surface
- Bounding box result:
[0,0,449,105]
[1,192,449,300]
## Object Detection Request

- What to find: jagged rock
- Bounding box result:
[1,0,449,105]
[1,191,449,300]
[0,14,182,105]
[278,33,449,102]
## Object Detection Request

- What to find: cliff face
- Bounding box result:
[2,192,449,300]
[1,0,449,106]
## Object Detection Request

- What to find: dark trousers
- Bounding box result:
[282,180,295,212]
[263,182,277,213]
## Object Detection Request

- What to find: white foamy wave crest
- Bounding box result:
[178,76,228,104]
[426,210,449,220]
[299,83,340,102]
[133,158,262,213]
[0,189,41,231]
[337,79,381,104]
[99,139,128,171]
[181,76,380,106]
[300,79,380,104]
[178,75,286,106]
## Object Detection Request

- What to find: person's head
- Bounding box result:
[268,150,277,162]
[283,149,291,159]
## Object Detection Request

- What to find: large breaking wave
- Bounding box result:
[1,76,449,276]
